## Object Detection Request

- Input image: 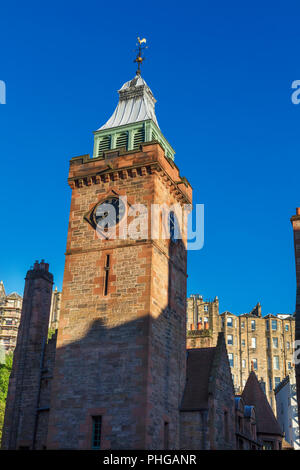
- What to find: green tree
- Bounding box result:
[0,352,13,445]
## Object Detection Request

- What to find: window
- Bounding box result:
[252,358,258,370]
[287,341,290,350]
[241,339,245,347]
[241,321,245,329]
[288,362,292,370]
[204,316,209,324]
[251,320,256,331]
[272,320,277,331]
[251,337,256,349]
[164,422,169,449]
[227,317,233,327]
[242,359,246,368]
[267,338,270,349]
[204,305,208,312]
[269,377,273,391]
[273,356,280,370]
[274,377,281,388]
[228,353,234,367]
[266,320,269,331]
[285,324,289,332]
[104,255,110,296]
[272,337,278,348]
[238,416,243,433]
[263,441,274,450]
[224,411,229,442]
[92,416,102,449]
[227,334,233,345]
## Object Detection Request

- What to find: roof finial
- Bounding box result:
[134,37,147,75]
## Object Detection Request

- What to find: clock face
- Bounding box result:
[94,196,126,229]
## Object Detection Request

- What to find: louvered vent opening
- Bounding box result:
[152,130,159,141]
[116,132,128,150]
[133,128,144,149]
[98,136,111,156]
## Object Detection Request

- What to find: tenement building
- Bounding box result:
[275,374,300,449]
[187,295,295,411]
[0,280,22,355]
[48,287,61,331]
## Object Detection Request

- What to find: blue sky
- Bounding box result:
[0,0,299,315]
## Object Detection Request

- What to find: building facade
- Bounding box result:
[291,208,300,427]
[0,281,22,355]
[187,295,295,411]
[275,375,300,449]
[48,287,61,331]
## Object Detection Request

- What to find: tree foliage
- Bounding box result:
[0,352,13,445]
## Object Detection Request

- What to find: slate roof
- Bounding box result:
[180,347,216,410]
[242,371,283,436]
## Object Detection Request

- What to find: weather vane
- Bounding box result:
[134,37,147,75]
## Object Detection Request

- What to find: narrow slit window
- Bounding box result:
[164,422,169,449]
[104,255,110,296]
[92,416,102,450]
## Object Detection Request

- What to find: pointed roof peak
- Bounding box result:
[98,74,159,131]
[242,371,282,436]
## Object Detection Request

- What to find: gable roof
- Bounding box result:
[242,371,283,436]
[180,333,233,411]
[6,292,22,300]
[180,347,216,410]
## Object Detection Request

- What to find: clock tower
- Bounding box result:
[47,67,192,449]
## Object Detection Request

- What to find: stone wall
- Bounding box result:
[1,261,53,449]
[46,143,192,450]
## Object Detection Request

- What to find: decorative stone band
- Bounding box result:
[68,144,192,205]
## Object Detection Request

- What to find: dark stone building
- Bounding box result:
[241,371,283,449]
[180,333,236,450]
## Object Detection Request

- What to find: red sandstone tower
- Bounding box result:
[1,261,53,449]
[44,72,192,449]
[291,207,300,426]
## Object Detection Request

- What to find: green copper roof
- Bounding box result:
[93,75,175,161]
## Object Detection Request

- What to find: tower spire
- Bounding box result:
[134,37,147,75]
